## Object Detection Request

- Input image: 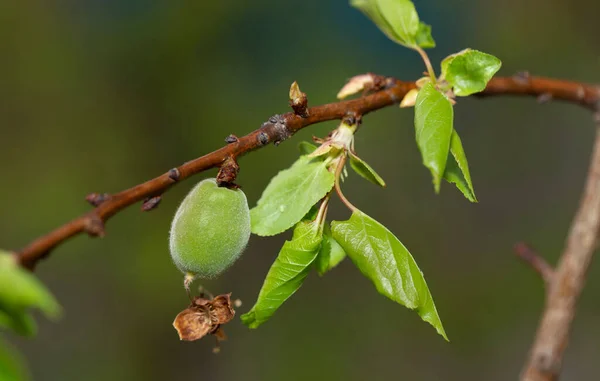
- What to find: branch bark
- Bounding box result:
[514,242,555,286]
[521,112,600,381]
[13,74,600,271]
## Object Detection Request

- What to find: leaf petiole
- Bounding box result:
[334,155,358,212]
[315,193,331,234]
[415,46,436,83]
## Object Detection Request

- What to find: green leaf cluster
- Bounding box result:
[247,137,446,339]
[414,83,476,201]
[349,1,502,202]
[0,250,62,381]
[0,251,61,336]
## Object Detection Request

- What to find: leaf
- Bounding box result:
[0,337,29,381]
[0,251,61,336]
[250,156,335,236]
[441,49,502,96]
[298,141,318,155]
[443,130,477,202]
[307,144,334,159]
[241,221,323,328]
[350,0,423,48]
[415,22,435,48]
[331,211,447,340]
[315,225,347,276]
[348,152,386,187]
[414,82,454,193]
[0,309,36,337]
[375,0,419,46]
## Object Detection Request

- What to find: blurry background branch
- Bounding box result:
[520,112,600,381]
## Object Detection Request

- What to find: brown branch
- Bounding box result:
[514,242,555,286]
[13,74,600,272]
[521,112,600,381]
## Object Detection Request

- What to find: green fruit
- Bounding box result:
[169,178,251,280]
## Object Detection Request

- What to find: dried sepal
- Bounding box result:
[208,294,236,325]
[173,293,236,343]
[173,307,212,341]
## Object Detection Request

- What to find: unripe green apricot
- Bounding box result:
[169,178,251,280]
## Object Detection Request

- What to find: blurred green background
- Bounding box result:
[1,0,599,380]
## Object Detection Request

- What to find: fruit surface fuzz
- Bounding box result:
[169,178,251,278]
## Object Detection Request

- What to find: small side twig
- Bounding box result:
[513,242,554,286]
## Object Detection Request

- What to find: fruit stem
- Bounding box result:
[184,272,196,300]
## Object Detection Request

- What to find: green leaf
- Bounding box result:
[441,49,502,96]
[0,251,61,337]
[0,309,36,337]
[331,211,447,340]
[348,152,386,187]
[250,156,335,236]
[298,141,318,155]
[350,0,424,48]
[415,22,435,48]
[414,82,454,193]
[375,0,419,46]
[241,221,323,328]
[315,225,347,276]
[0,337,29,381]
[443,130,477,202]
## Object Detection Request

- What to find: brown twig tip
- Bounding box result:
[85,193,110,207]
[83,215,106,237]
[141,196,162,211]
[514,242,554,285]
[289,81,309,118]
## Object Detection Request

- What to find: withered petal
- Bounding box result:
[173,307,212,341]
[212,326,227,342]
[210,293,235,324]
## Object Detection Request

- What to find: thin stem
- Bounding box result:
[513,242,554,286]
[415,46,436,83]
[334,154,358,212]
[315,193,331,234]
